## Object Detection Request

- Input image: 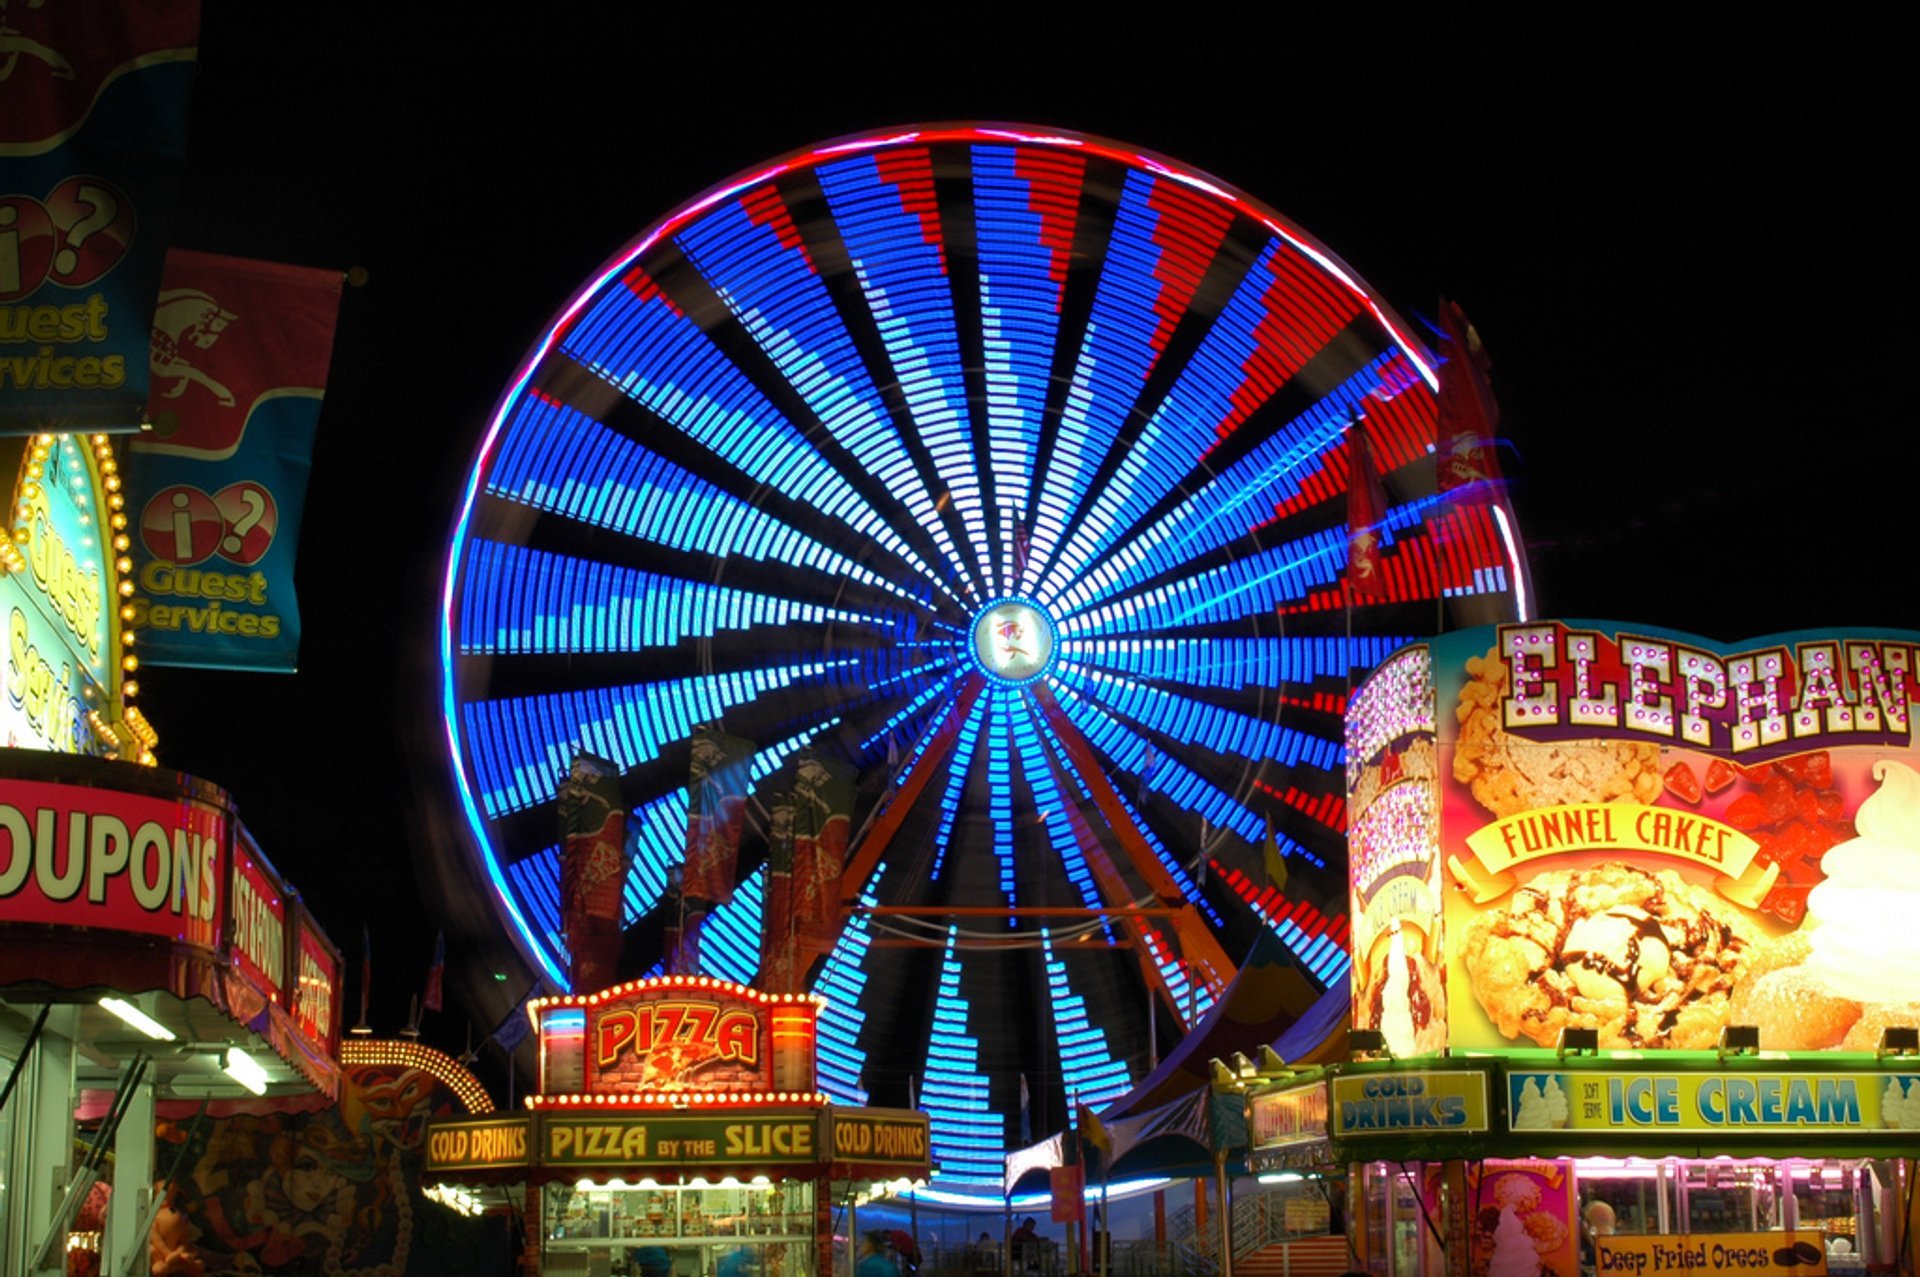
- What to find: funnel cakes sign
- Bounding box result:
[1349,622,1920,1056]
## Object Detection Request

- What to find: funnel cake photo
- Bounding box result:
[1453,650,1662,818]
[1463,862,1763,1048]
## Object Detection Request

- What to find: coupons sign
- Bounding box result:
[0,776,225,946]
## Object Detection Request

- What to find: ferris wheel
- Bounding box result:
[440,125,1527,1194]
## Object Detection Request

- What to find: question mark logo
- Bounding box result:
[213,481,277,566]
[46,176,132,288]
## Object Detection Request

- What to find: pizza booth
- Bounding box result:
[425,975,931,1277]
[1312,622,1920,1276]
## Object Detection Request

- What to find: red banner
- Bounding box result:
[558,752,627,991]
[790,755,855,934]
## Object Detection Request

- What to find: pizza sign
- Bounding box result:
[589,987,769,1093]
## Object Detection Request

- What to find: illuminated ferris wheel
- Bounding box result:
[440,125,1527,1194]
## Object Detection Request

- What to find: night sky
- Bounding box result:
[131,12,1914,1095]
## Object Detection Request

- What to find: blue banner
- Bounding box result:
[123,252,342,671]
[0,1,199,433]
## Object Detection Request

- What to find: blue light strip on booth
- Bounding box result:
[818,151,991,584]
[675,195,973,600]
[920,928,1004,1187]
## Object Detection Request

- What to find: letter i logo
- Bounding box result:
[140,486,222,566]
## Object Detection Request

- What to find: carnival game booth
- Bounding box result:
[0,751,344,1275]
[425,975,931,1277]
[1308,622,1920,1276]
[0,430,346,1274]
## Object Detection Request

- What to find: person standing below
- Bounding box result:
[858,1231,898,1277]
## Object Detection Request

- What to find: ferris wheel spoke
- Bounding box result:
[1049,661,1341,780]
[478,385,937,608]
[970,143,1085,594]
[1031,237,1381,603]
[1044,352,1414,617]
[454,538,903,658]
[1030,683,1237,997]
[1022,167,1235,592]
[552,273,958,603]
[672,188,981,601]
[813,148,996,590]
[1058,633,1422,697]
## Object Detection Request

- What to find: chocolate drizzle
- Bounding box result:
[1562,906,1670,991]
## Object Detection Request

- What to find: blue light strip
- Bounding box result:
[1059,634,1416,690]
[1040,930,1134,1111]
[486,391,919,602]
[1036,238,1294,600]
[928,690,987,882]
[1026,705,1223,931]
[556,284,949,597]
[614,725,830,960]
[459,539,891,655]
[1047,354,1400,616]
[970,144,1069,591]
[988,688,1017,911]
[813,865,884,1104]
[506,845,566,967]
[1050,662,1340,774]
[674,197,974,599]
[1060,495,1437,638]
[1010,697,1108,930]
[462,661,852,819]
[1026,170,1176,585]
[919,928,1004,1186]
[1047,680,1273,849]
[859,666,959,757]
[818,152,991,586]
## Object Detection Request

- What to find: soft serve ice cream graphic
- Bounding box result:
[1513,1076,1570,1130]
[1487,1207,1542,1277]
[1803,759,1920,1004]
[1883,1077,1920,1129]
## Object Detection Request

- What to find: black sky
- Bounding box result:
[131,11,1916,1089]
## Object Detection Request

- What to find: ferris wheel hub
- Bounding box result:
[970,598,1056,685]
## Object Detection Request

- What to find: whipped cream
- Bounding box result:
[1805,760,1920,1003]
[1884,1077,1920,1128]
[1380,927,1417,1057]
[1488,1206,1541,1277]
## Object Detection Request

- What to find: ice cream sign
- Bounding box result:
[1351,622,1920,1057]
[1507,1070,1920,1134]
